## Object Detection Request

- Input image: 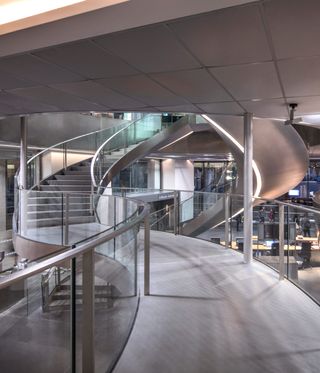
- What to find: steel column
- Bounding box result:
[82,250,95,373]
[144,215,150,295]
[224,194,230,248]
[244,113,253,263]
[279,205,285,280]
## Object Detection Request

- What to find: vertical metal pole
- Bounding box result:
[20,116,28,189]
[70,257,76,373]
[20,117,28,235]
[244,112,253,263]
[82,250,95,373]
[144,215,150,296]
[113,197,117,259]
[63,143,67,170]
[279,204,285,280]
[64,193,69,246]
[134,233,138,296]
[173,190,179,235]
[224,194,230,248]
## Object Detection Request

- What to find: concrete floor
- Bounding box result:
[114,231,320,373]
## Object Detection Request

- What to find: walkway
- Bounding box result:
[114,231,320,373]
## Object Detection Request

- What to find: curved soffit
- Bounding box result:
[204,115,309,199]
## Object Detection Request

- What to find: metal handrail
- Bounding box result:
[90,114,153,187]
[0,198,149,291]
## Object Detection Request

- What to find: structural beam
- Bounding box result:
[243,113,253,263]
[19,116,28,189]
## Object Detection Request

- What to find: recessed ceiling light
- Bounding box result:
[0,0,86,25]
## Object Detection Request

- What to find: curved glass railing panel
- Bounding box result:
[1,192,148,373]
[91,114,165,188]
[20,121,129,190]
[91,113,196,189]
[15,190,141,248]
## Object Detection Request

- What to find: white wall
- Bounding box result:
[161,159,194,192]
[41,150,94,180]
[147,159,160,190]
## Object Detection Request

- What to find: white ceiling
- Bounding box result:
[0,0,320,118]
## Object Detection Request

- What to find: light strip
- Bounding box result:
[159,131,194,151]
[201,114,262,198]
[0,0,85,25]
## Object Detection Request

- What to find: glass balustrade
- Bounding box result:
[0,191,147,373]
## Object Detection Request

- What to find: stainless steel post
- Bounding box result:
[144,215,150,296]
[224,194,230,248]
[63,143,67,170]
[82,250,95,373]
[173,190,179,235]
[279,204,285,280]
[20,117,28,235]
[244,112,253,263]
[64,193,69,246]
[20,116,28,189]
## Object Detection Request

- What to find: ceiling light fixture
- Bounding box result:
[0,0,85,26]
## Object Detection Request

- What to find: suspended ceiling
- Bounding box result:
[0,0,319,118]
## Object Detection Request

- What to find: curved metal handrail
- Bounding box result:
[16,119,130,189]
[90,114,152,188]
[0,195,149,290]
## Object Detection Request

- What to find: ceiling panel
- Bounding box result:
[34,40,138,79]
[151,69,232,103]
[291,96,320,115]
[197,101,243,115]
[278,57,320,97]
[8,87,106,111]
[0,91,58,114]
[0,69,35,90]
[240,98,288,118]
[94,24,200,73]
[0,54,83,85]
[155,104,201,113]
[99,75,188,106]
[210,62,282,100]
[264,0,320,59]
[52,80,146,109]
[170,3,272,66]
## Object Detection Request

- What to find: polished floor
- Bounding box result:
[114,231,320,373]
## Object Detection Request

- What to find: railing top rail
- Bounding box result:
[90,113,158,187]
[26,121,129,166]
[0,197,149,291]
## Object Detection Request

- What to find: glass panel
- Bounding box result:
[93,225,139,372]
[0,263,71,373]
[285,204,320,303]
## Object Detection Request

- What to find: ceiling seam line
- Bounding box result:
[258,1,289,117]
[163,23,247,113]
[89,39,191,108]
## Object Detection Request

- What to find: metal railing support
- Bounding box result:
[224,194,230,248]
[82,250,95,373]
[70,258,76,373]
[64,193,70,246]
[279,205,285,280]
[244,112,253,263]
[173,190,179,235]
[144,215,150,296]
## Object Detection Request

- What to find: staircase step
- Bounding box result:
[40,185,92,192]
[27,215,95,228]
[27,202,91,211]
[64,170,90,175]
[28,196,91,204]
[46,179,92,186]
[55,174,91,181]
[28,209,92,219]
